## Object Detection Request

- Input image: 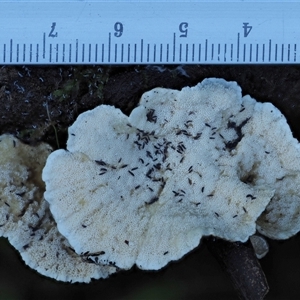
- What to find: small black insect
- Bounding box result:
[166,163,172,171]
[134,141,142,149]
[146,109,157,123]
[124,240,129,245]
[184,120,193,128]
[193,132,202,140]
[172,191,179,196]
[89,251,105,256]
[214,212,219,217]
[84,257,95,264]
[23,244,30,250]
[146,197,159,205]
[153,163,161,170]
[153,150,160,156]
[146,151,153,159]
[16,191,25,197]
[176,142,186,154]
[152,178,161,182]
[95,160,107,166]
[163,251,169,255]
[147,167,154,175]
[128,170,135,176]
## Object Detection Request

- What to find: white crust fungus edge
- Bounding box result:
[0,134,116,282]
[43,78,299,271]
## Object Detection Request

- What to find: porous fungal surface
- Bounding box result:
[0,134,116,282]
[251,103,300,239]
[43,77,300,271]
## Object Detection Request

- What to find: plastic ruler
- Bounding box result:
[0,0,300,65]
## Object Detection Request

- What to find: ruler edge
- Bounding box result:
[1,1,300,65]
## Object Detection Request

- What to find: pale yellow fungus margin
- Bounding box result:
[0,134,117,282]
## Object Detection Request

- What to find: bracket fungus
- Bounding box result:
[0,134,117,282]
[43,77,300,272]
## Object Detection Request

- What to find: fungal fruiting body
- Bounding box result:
[0,134,116,282]
[43,78,300,271]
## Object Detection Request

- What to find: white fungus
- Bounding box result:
[0,134,116,282]
[43,78,295,271]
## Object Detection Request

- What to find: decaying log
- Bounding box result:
[206,237,269,300]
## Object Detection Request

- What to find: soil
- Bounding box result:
[1,64,300,299]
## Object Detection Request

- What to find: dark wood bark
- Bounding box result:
[206,237,269,300]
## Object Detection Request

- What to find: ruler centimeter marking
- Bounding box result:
[1,0,300,65]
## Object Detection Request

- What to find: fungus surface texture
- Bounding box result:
[0,134,116,282]
[43,78,300,271]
